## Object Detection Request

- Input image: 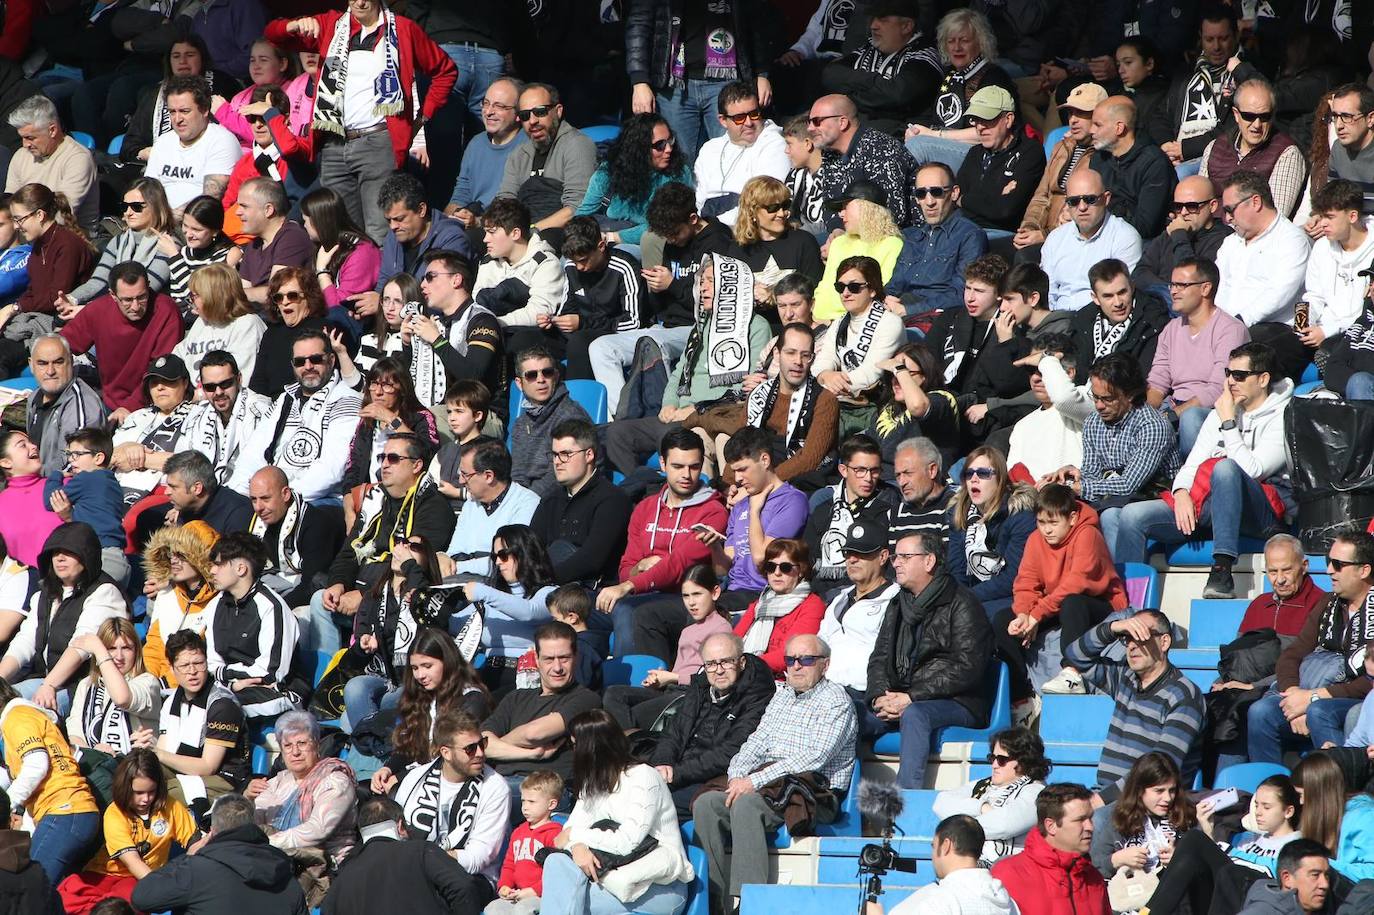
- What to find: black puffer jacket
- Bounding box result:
[132,824,306,915]
[1068,292,1171,380]
[650,652,775,788]
[866,571,994,724]
[624,0,781,89]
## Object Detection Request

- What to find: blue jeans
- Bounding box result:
[301,590,349,656]
[31,811,100,885]
[341,674,402,734]
[430,44,507,204]
[1248,690,1361,762]
[1178,405,1210,458]
[592,591,665,658]
[14,679,71,720]
[540,851,688,915]
[588,325,693,410]
[861,698,977,789]
[1176,158,1203,179]
[655,80,727,162]
[1112,459,1280,563]
[904,134,974,172]
[1347,372,1374,400]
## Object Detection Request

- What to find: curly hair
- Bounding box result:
[604,113,686,207]
[267,266,327,323]
[1111,751,1196,838]
[989,727,1051,782]
[733,176,794,246]
[844,198,901,244]
[392,628,488,764]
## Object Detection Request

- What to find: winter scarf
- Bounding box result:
[676,253,755,398]
[746,373,821,458]
[314,8,408,137]
[741,582,812,656]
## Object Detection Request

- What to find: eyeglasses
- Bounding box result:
[457,467,485,483]
[115,293,149,306]
[517,105,553,121]
[962,466,996,480]
[494,548,515,562]
[521,366,558,382]
[172,658,207,673]
[988,752,1015,766]
[913,185,953,200]
[63,449,94,459]
[368,377,399,393]
[1235,109,1273,123]
[834,281,869,294]
[481,99,514,111]
[448,735,488,756]
[892,551,929,562]
[1223,367,1259,380]
[1168,279,1207,290]
[272,290,305,305]
[291,353,327,367]
[846,465,882,478]
[422,271,455,283]
[1221,194,1258,217]
[783,654,822,667]
[12,210,38,225]
[762,560,797,574]
[550,447,590,463]
[1327,557,1361,571]
[122,200,148,212]
[724,109,762,125]
[701,657,741,672]
[762,199,792,214]
[808,114,843,127]
[1065,194,1103,208]
[1325,110,1370,125]
[379,452,413,465]
[651,137,675,152]
[1170,198,1213,214]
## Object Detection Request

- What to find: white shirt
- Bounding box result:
[1216,212,1312,326]
[889,867,1021,915]
[817,582,899,692]
[1303,217,1374,337]
[145,123,242,209]
[342,27,387,131]
[693,121,790,227]
[1041,213,1143,311]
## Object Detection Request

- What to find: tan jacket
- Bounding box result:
[1019,137,1096,235]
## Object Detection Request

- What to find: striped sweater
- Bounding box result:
[1063,619,1205,804]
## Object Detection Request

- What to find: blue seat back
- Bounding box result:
[684,843,709,915]
[741,885,917,913]
[1044,125,1069,157]
[507,379,610,446]
[69,130,95,149]
[1117,562,1158,608]
[108,133,125,155]
[600,654,666,687]
[1186,599,1250,647]
[1040,694,1114,765]
[1215,762,1289,793]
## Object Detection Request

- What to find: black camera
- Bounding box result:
[857,839,919,875]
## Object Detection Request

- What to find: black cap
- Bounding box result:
[144,353,190,383]
[1359,256,1374,278]
[868,0,919,19]
[825,178,888,213]
[843,522,888,555]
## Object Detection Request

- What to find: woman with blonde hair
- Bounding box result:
[731,176,822,298]
[65,617,160,757]
[814,182,904,320]
[173,263,267,382]
[140,520,220,686]
[62,178,174,307]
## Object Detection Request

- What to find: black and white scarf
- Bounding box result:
[1092,313,1132,361]
[252,142,283,181]
[272,375,346,471]
[397,758,482,848]
[81,681,132,755]
[185,391,272,484]
[746,372,820,458]
[250,490,305,581]
[834,301,885,375]
[1178,57,1231,141]
[1318,588,1374,676]
[410,301,495,408]
[351,473,437,565]
[934,56,989,128]
[314,7,408,138]
[676,253,755,398]
[851,36,939,80]
[964,502,1004,582]
[816,484,879,578]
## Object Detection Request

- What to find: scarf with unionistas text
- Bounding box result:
[1092,313,1131,361]
[313,8,410,137]
[410,301,496,408]
[834,301,885,375]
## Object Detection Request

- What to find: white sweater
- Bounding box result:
[1173,378,1295,510]
[693,121,790,227]
[1303,218,1374,337]
[473,232,568,327]
[812,305,905,400]
[932,776,1045,864]
[173,313,268,384]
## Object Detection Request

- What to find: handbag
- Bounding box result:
[308,645,371,720]
[1107,866,1159,912]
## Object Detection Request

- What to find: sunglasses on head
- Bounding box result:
[651,137,675,152]
[762,199,792,214]
[517,105,552,121]
[122,200,147,212]
[962,466,996,480]
[1065,194,1102,208]
[762,560,797,574]
[783,654,822,667]
[291,353,327,367]
[1223,367,1259,380]
[378,451,413,465]
[521,366,558,382]
[1236,109,1274,123]
[200,378,235,393]
[913,185,952,200]
[1170,198,1213,213]
[272,290,304,305]
[725,109,763,125]
[834,280,869,294]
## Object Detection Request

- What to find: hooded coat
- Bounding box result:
[0,830,52,915]
[131,823,306,915]
[620,484,728,594]
[946,484,1039,606]
[141,521,220,686]
[990,828,1110,915]
[1012,502,1129,621]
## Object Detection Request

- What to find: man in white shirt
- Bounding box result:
[4,95,98,233]
[817,522,899,700]
[1298,178,1374,349]
[1040,169,1143,311]
[144,75,242,212]
[885,815,1021,915]
[693,80,789,227]
[1216,169,1312,326]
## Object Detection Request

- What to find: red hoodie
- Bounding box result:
[619,485,728,594]
[496,819,562,895]
[1012,501,1128,621]
[991,828,1109,915]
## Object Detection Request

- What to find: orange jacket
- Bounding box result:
[1012,501,1128,621]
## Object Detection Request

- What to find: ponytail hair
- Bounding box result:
[12,183,93,250]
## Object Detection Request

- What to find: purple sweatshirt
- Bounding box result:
[724,483,809,592]
[1146,308,1250,408]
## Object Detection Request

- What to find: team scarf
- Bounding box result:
[185,391,272,484]
[934,56,989,128]
[834,301,885,377]
[1092,313,1132,362]
[250,490,305,581]
[1316,586,1374,676]
[740,582,812,656]
[410,301,496,408]
[397,758,483,849]
[964,501,1005,582]
[80,680,132,755]
[852,35,940,81]
[351,473,435,565]
[1178,56,1231,141]
[1343,301,1374,352]
[816,483,883,579]
[677,253,755,398]
[746,372,820,458]
[313,6,411,138]
[252,142,284,181]
[272,374,348,471]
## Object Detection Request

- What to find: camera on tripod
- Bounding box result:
[858,838,919,876]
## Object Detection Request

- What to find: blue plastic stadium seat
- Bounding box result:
[581,124,621,145]
[108,133,125,156]
[1040,694,1114,765]
[1043,125,1069,157]
[1302,362,1321,385]
[1118,562,1158,608]
[1182,666,1217,692]
[684,843,709,915]
[507,379,610,446]
[1215,762,1289,793]
[600,654,665,687]
[69,130,96,150]
[1265,573,1331,593]
[0,375,38,391]
[871,663,1010,763]
[1155,538,1268,566]
[1173,598,1249,670]
[741,885,918,914]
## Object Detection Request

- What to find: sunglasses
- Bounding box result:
[272,290,305,305]
[762,199,792,214]
[422,271,456,283]
[834,280,869,294]
[379,452,413,465]
[1118,631,1166,646]
[913,185,952,200]
[988,752,1015,766]
[494,548,515,562]
[448,735,488,756]
[122,200,148,212]
[1223,368,1259,380]
[1065,194,1103,208]
[1221,194,1257,217]
[246,115,264,125]
[808,114,843,127]
[762,560,797,574]
[1235,109,1274,123]
[962,466,996,480]
[1328,557,1362,571]
[783,654,822,667]
[517,105,553,121]
[200,378,236,393]
[1170,199,1213,213]
[725,109,763,125]
[291,353,327,367]
[651,137,675,152]
[521,366,558,382]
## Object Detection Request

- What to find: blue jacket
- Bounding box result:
[945,487,1038,605]
[44,469,124,550]
[887,211,988,314]
[377,213,473,294]
[0,245,31,304]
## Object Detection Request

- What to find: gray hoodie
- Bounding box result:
[1237,878,1326,915]
[510,384,591,498]
[26,378,107,477]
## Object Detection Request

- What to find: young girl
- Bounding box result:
[55,749,200,914]
[140,521,219,686]
[1091,752,1197,912]
[602,564,734,731]
[213,39,307,151]
[302,186,380,309]
[158,196,237,323]
[65,618,160,757]
[358,273,418,372]
[947,445,1038,618]
[1295,752,1374,883]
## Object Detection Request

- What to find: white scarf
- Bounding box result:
[1092,313,1132,362]
[746,373,820,458]
[314,8,409,137]
[81,680,131,755]
[250,490,305,583]
[397,758,483,849]
[834,301,885,377]
[678,253,755,397]
[741,582,812,656]
[410,300,496,408]
[272,375,343,471]
[185,391,272,484]
[964,502,1005,582]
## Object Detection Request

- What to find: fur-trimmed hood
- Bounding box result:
[1007,482,1039,515]
[143,521,219,589]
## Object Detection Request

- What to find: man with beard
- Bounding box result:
[495,83,597,243]
[181,351,273,484]
[248,466,345,609]
[805,435,898,589]
[1089,95,1176,240]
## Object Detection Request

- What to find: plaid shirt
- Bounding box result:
[728,677,858,791]
[1080,405,1181,502]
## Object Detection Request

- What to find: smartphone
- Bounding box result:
[1202,787,1240,812]
[691,523,723,539]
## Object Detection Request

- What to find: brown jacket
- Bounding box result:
[1274,589,1374,700]
[1019,136,1096,235]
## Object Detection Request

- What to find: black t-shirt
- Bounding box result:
[681,0,737,79]
[481,684,601,778]
[732,229,825,285]
[158,682,251,786]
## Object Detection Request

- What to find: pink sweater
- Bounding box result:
[1146,308,1251,409]
[215,74,313,153]
[0,475,61,567]
[670,613,734,680]
[322,242,382,308]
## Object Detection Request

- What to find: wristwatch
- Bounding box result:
[1219,419,1238,431]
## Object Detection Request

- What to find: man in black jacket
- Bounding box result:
[1069,258,1170,379]
[1149,8,1241,169]
[1131,175,1232,305]
[407,249,505,412]
[866,530,993,789]
[955,86,1046,236]
[530,419,632,588]
[819,0,941,138]
[650,632,775,816]
[132,794,306,915]
[248,466,346,608]
[1090,95,1177,240]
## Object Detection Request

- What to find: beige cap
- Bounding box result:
[1059,82,1109,112]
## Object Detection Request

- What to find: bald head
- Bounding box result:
[808,94,858,152]
[1065,169,1109,235]
[1090,97,1136,151]
[1172,175,1219,229]
[1066,168,1106,197]
[814,94,857,119]
[248,466,293,525]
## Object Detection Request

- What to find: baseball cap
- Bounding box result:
[966,86,1015,121]
[825,178,888,213]
[1059,82,1109,113]
[868,0,919,19]
[1359,257,1374,278]
[145,353,190,383]
[843,522,888,555]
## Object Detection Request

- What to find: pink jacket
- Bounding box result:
[215,73,314,153]
[322,242,381,308]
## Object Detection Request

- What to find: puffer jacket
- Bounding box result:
[624,0,781,89]
[649,652,775,789]
[866,570,994,724]
[1068,291,1171,379]
[946,484,1039,605]
[990,828,1110,915]
[141,520,220,686]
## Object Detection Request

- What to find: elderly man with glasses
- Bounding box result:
[1199,79,1306,220]
[1040,169,1143,311]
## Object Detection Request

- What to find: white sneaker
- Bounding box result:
[1042,668,1087,695]
[1012,694,1042,730]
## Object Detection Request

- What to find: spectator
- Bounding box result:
[1299,179,1374,349]
[11,182,94,318]
[160,196,238,321]
[174,265,267,384]
[487,768,562,913]
[693,633,857,914]
[340,357,439,491]
[495,83,597,236]
[220,86,310,234]
[236,177,314,307]
[1013,83,1106,256]
[121,37,236,167]
[1248,530,1374,764]
[246,466,344,610]
[302,187,381,312]
[130,793,306,915]
[144,76,242,211]
[809,94,920,228]
[1041,169,1143,312]
[230,329,362,503]
[1236,534,1328,646]
[26,334,105,477]
[1201,79,1307,220]
[43,425,123,579]
[886,162,989,317]
[0,191,31,306]
[4,95,97,232]
[730,322,837,484]
[140,520,220,687]
[875,342,961,474]
[1150,8,1240,170]
[64,617,159,755]
[805,435,898,586]
[409,248,504,411]
[1321,84,1374,215]
[1088,752,1198,889]
[358,274,413,373]
[948,446,1036,617]
[816,520,899,697]
[820,0,940,138]
[692,83,788,229]
[812,181,904,321]
[1006,340,1092,481]
[1216,170,1313,327]
[884,814,1018,915]
[932,728,1050,866]
[990,783,1109,915]
[1323,295,1374,402]
[733,538,825,678]
[529,419,631,588]
[473,198,567,329]
[0,430,62,569]
[1292,753,1374,884]
[106,356,195,508]
[158,450,254,536]
[1113,38,1170,145]
[1089,95,1176,240]
[447,78,527,229]
[445,440,540,578]
[730,175,824,288]
[1234,839,1335,915]
[211,38,307,151]
[456,526,557,697]
[887,435,955,548]
[61,262,183,419]
[183,352,274,485]
[813,255,904,434]
[554,217,650,380]
[508,351,590,498]
[266,3,457,242]
[1131,175,1232,305]
[782,116,826,235]
[393,710,508,909]
[1062,609,1205,804]
[1067,262,1166,385]
[954,86,1045,236]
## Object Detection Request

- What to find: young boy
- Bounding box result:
[472,197,568,329]
[997,263,1072,343]
[782,116,824,235]
[431,380,494,506]
[486,769,564,915]
[1001,484,1128,725]
[44,426,128,585]
[546,584,605,690]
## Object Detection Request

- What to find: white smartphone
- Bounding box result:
[1202,787,1240,812]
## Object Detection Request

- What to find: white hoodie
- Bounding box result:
[1303,216,1374,337]
[890,866,1022,915]
[473,231,568,327]
[1173,377,1295,515]
[693,120,790,227]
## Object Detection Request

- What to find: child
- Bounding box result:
[430,380,494,507]
[999,484,1128,724]
[782,116,824,235]
[547,584,604,690]
[44,426,128,586]
[486,769,564,914]
[1340,642,1374,750]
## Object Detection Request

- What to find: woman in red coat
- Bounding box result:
[991,783,1110,915]
[734,538,826,678]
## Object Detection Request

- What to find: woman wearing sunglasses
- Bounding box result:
[733,538,824,678]
[932,726,1050,865]
[172,263,266,383]
[813,182,904,321]
[947,445,1037,617]
[341,356,438,491]
[874,341,962,477]
[60,179,173,310]
[813,255,905,438]
[248,267,332,396]
[460,524,558,698]
[731,175,823,298]
[574,113,691,253]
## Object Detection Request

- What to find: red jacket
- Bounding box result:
[264,10,457,168]
[60,293,184,412]
[1239,573,1327,638]
[497,819,562,895]
[620,485,728,595]
[735,592,826,677]
[1012,502,1128,621]
[990,829,1110,915]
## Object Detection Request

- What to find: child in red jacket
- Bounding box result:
[997,485,1128,723]
[489,770,564,914]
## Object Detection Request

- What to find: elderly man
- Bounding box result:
[495,82,597,236]
[236,177,313,305]
[819,0,940,138]
[886,162,988,315]
[1201,79,1306,221]
[4,95,97,232]
[649,632,775,816]
[1215,169,1312,327]
[865,531,993,789]
[808,93,919,227]
[248,466,345,609]
[693,80,790,226]
[955,86,1045,236]
[1040,169,1143,311]
[181,350,274,484]
[1132,175,1233,304]
[446,77,528,228]
[693,633,857,914]
[887,436,953,547]
[26,333,105,476]
[144,75,242,210]
[818,522,900,698]
[1014,83,1106,255]
[1090,95,1176,240]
